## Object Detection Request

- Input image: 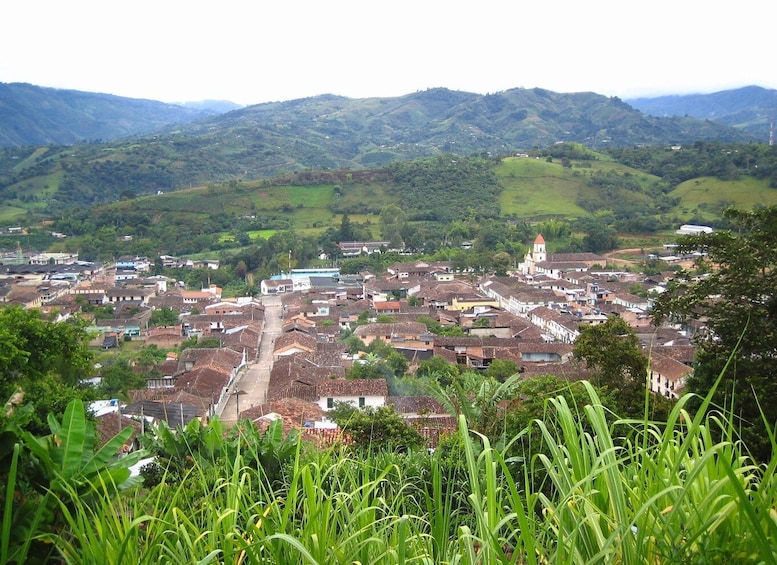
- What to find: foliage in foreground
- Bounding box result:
[654,204,777,461]
[5,375,777,564]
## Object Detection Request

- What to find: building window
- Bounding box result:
[359,397,365,408]
[326,398,334,409]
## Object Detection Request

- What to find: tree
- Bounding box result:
[150,306,179,327]
[333,405,425,452]
[348,356,392,380]
[338,213,355,242]
[379,204,406,246]
[430,371,523,447]
[0,307,93,432]
[98,359,148,398]
[416,355,460,386]
[485,358,519,382]
[385,350,409,378]
[0,398,146,562]
[573,315,649,416]
[652,206,777,460]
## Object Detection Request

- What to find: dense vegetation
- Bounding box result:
[654,206,777,461]
[3,380,775,563]
[16,143,768,289]
[0,87,758,223]
[387,155,502,221]
[0,82,214,147]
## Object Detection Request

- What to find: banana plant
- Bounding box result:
[2,397,145,564]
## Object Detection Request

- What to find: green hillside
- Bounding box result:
[58,151,775,240]
[0,88,758,226]
[496,157,591,218]
[670,176,777,222]
[0,82,214,147]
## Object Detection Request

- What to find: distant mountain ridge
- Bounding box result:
[0,83,224,147]
[176,99,244,114]
[165,87,752,173]
[627,86,777,140]
[0,84,768,216]
[0,82,766,152]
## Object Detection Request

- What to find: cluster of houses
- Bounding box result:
[240,236,695,441]
[4,237,699,449]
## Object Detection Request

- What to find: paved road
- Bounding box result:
[219,295,283,425]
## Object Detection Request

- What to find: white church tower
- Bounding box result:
[532,234,546,263]
[521,233,547,275]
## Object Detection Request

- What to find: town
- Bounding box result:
[1,230,702,450]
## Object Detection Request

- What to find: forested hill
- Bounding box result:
[176,87,751,168]
[0,86,759,216]
[0,83,219,147]
[627,85,777,140]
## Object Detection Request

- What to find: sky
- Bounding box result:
[1,0,774,107]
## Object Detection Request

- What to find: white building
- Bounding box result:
[317,379,388,411]
[676,224,713,236]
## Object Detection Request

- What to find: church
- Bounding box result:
[521,234,606,278]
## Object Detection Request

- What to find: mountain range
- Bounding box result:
[1,82,772,151]
[0,83,233,147]
[0,83,774,217]
[626,85,777,140]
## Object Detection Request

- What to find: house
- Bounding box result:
[527,307,580,344]
[273,331,318,357]
[317,378,388,411]
[146,325,184,348]
[352,322,434,351]
[94,317,144,337]
[102,332,120,349]
[449,294,500,312]
[221,322,263,361]
[124,392,211,428]
[432,336,526,369]
[338,241,391,257]
[648,352,693,399]
[182,286,222,303]
[414,279,481,310]
[267,347,347,402]
[105,287,153,306]
[478,277,565,317]
[239,398,326,432]
[193,259,220,270]
[260,278,293,295]
[173,347,246,412]
[676,224,713,236]
[204,300,264,318]
[386,260,453,280]
[115,256,151,272]
[363,278,420,303]
[613,292,651,312]
[374,300,402,315]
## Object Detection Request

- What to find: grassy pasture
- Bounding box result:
[0,205,30,223]
[671,176,777,221]
[496,157,589,218]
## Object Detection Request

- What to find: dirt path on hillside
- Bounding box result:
[602,248,644,267]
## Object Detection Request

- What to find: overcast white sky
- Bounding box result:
[1,0,773,106]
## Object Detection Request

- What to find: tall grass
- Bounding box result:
[38,381,777,564]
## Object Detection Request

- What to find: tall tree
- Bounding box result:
[653,206,777,460]
[338,213,355,242]
[573,315,649,417]
[0,306,94,433]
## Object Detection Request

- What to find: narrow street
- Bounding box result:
[219,294,283,425]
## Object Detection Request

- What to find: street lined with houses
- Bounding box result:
[219,295,282,425]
